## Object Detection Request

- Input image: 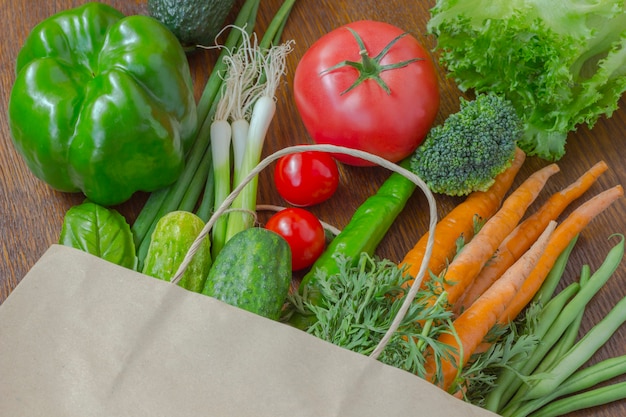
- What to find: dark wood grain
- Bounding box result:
[1,1,625,415]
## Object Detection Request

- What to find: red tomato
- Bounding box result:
[265,208,325,271]
[274,150,340,207]
[293,20,440,166]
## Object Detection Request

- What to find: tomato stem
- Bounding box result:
[321,28,423,95]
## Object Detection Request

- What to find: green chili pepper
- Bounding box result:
[8,3,197,206]
[291,158,416,327]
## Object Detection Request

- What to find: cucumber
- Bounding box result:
[142,211,212,292]
[203,227,291,320]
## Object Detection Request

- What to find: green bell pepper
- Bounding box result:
[8,2,198,206]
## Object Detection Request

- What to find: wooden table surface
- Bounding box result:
[1,1,625,415]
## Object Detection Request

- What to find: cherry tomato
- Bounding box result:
[293,20,439,166]
[265,208,325,271]
[273,150,340,207]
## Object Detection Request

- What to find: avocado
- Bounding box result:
[148,0,237,50]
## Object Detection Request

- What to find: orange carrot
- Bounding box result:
[441,163,560,306]
[423,221,558,391]
[400,147,526,287]
[498,184,625,324]
[456,161,608,312]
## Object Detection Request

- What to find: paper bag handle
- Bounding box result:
[172,144,439,360]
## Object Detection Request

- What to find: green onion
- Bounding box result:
[131,0,297,267]
[221,4,295,243]
[208,119,233,257]
[131,0,260,265]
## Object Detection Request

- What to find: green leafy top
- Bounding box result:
[283,250,541,400]
[428,0,626,160]
[283,252,456,377]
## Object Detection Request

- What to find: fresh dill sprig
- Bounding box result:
[284,252,456,376]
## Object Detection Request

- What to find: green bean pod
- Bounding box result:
[485,281,581,412]
[525,294,626,400]
[528,264,592,376]
[507,355,626,417]
[528,380,626,417]
[486,235,624,413]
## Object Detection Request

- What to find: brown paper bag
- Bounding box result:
[0,245,497,416]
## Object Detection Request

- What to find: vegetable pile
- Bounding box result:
[9,1,626,416]
[43,0,298,322]
[288,153,626,415]
[427,0,626,161]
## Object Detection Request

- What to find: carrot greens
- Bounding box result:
[283,252,456,376]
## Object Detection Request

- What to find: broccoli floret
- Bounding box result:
[410,93,522,196]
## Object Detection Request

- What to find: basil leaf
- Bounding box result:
[59,201,137,270]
